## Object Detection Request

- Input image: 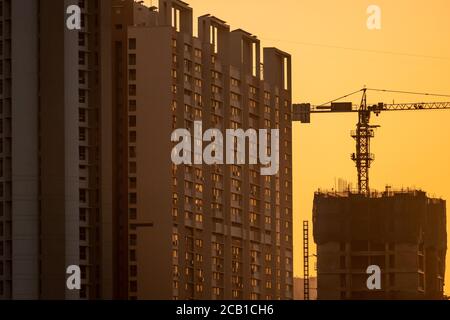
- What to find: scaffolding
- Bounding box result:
[303,220,310,300]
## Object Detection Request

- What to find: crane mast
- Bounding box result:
[351,88,378,195]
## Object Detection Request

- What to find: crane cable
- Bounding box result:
[316,89,363,107]
[313,88,450,107]
[365,88,450,98]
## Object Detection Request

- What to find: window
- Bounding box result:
[130,208,137,220]
[79,109,86,122]
[130,281,137,293]
[129,131,137,143]
[231,107,240,117]
[79,147,86,161]
[79,208,87,222]
[231,78,240,87]
[130,234,137,246]
[129,100,136,112]
[194,93,202,106]
[211,71,221,79]
[129,38,136,50]
[130,250,136,262]
[129,162,137,174]
[184,59,192,72]
[129,54,136,65]
[129,177,137,188]
[80,227,86,241]
[231,93,239,101]
[130,265,137,277]
[79,89,86,103]
[78,70,85,84]
[129,85,136,96]
[195,239,203,248]
[80,246,87,260]
[78,32,86,46]
[79,128,86,141]
[126,114,136,127]
[129,69,136,81]
[78,51,85,65]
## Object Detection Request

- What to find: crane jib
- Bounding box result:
[292,88,450,195]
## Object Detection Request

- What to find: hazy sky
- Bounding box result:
[147,0,450,294]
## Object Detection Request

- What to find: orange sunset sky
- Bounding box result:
[146,0,450,294]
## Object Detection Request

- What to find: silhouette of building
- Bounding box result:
[0,0,113,299]
[112,0,293,300]
[313,189,447,300]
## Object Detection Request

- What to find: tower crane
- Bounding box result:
[293,88,450,195]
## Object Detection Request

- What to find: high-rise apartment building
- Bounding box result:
[0,0,113,299]
[112,0,293,300]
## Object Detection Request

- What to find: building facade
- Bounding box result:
[112,0,294,300]
[0,0,113,299]
[313,189,447,300]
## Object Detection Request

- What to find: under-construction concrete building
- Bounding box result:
[313,189,446,300]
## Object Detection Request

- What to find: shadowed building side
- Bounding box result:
[0,0,113,300]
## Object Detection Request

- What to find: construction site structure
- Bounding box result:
[313,188,446,300]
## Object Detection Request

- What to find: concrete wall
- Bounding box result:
[130,25,174,300]
[39,0,80,299]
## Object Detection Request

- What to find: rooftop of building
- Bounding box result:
[130,0,287,52]
[315,186,445,203]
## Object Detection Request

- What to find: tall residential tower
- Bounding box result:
[0,0,113,299]
[112,0,294,300]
